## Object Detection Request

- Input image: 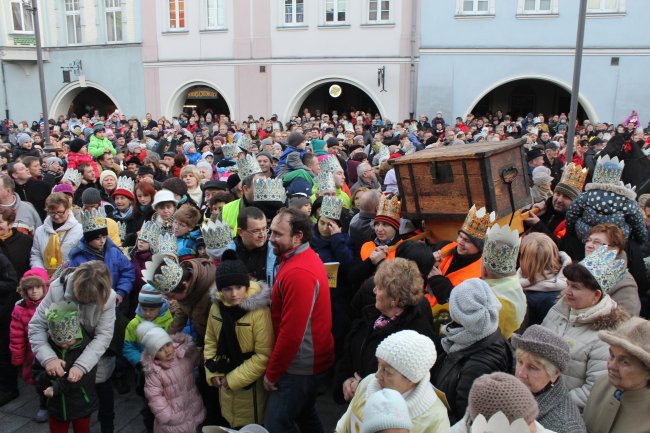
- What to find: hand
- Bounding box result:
[428,265,442,278]
[524,212,540,226]
[369,246,388,265]
[342,373,362,401]
[45,359,66,378]
[328,221,341,236]
[115,294,123,306]
[210,376,225,388]
[67,366,84,383]
[43,387,54,398]
[104,146,110,152]
[263,376,277,392]
[222,377,230,390]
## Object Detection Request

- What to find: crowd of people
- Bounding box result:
[0,106,649,433]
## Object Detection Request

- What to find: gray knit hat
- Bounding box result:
[511,325,570,372]
[81,187,102,206]
[449,278,501,338]
[468,372,539,424]
[17,133,32,147]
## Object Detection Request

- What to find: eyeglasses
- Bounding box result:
[586,238,608,248]
[48,210,67,217]
[245,228,268,237]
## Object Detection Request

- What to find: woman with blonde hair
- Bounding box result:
[180,165,203,207]
[518,232,571,327]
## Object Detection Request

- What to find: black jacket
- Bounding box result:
[15,178,49,220]
[32,335,98,421]
[0,251,18,323]
[431,329,513,424]
[333,304,437,404]
[0,228,33,279]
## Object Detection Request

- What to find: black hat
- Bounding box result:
[396,240,435,281]
[215,250,250,290]
[163,151,176,158]
[81,187,102,206]
[162,177,188,197]
[137,166,155,176]
[83,227,108,243]
[526,148,544,162]
[326,137,339,148]
[126,155,142,166]
[590,137,604,147]
[68,138,86,153]
[226,173,241,191]
[287,132,305,148]
[544,141,559,151]
[203,180,228,191]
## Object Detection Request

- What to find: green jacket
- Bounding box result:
[221,198,242,236]
[123,303,173,366]
[88,134,116,158]
[282,168,314,187]
[311,186,351,209]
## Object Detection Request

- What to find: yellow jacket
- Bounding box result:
[485,275,527,339]
[203,280,274,427]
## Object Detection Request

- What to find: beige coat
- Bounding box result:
[541,296,629,409]
[583,375,650,433]
[607,271,641,317]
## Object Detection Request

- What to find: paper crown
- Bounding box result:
[115,176,135,195]
[236,135,253,152]
[377,194,401,221]
[156,232,178,257]
[117,221,127,242]
[470,412,532,433]
[461,205,496,240]
[80,207,107,233]
[320,196,344,220]
[46,301,82,345]
[62,168,82,187]
[142,254,184,294]
[221,143,240,159]
[237,154,263,179]
[592,155,624,185]
[579,245,627,293]
[559,163,588,191]
[319,155,342,173]
[138,220,160,248]
[377,145,390,163]
[201,219,233,250]
[482,223,521,275]
[314,172,336,194]
[254,178,287,203]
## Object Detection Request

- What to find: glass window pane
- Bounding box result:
[524,0,536,10]
[478,0,488,11]
[296,1,304,22]
[12,2,22,31]
[115,12,123,40]
[463,1,473,11]
[605,0,618,9]
[540,0,551,10]
[107,14,115,41]
[587,0,600,8]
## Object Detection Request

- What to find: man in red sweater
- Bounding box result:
[264,208,334,433]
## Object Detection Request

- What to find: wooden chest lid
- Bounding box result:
[390,138,527,165]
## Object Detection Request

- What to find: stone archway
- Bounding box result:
[166,81,232,119]
[50,81,121,118]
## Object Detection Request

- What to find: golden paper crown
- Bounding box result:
[376,194,401,221]
[461,205,495,240]
[559,163,588,191]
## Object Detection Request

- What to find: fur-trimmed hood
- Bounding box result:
[141,332,196,374]
[585,182,637,201]
[210,279,271,312]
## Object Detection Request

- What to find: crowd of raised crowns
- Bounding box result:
[0,105,649,433]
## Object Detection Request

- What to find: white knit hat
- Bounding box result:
[449,278,501,339]
[136,321,172,356]
[375,330,437,383]
[361,389,412,433]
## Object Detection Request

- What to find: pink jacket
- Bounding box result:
[67,151,99,179]
[143,333,206,433]
[10,268,49,384]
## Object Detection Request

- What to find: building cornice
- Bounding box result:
[418,47,650,56]
[142,56,415,67]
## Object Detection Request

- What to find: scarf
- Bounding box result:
[0,230,12,241]
[441,322,483,354]
[213,302,250,374]
[114,206,133,219]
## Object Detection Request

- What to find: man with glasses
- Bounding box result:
[228,206,276,287]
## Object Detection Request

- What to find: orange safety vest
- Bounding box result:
[554,220,567,239]
[438,242,483,287]
[360,239,403,262]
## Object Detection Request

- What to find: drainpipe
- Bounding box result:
[408,0,418,120]
[0,60,9,119]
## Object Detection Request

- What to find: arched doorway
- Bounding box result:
[469,78,594,122]
[285,78,385,121]
[50,82,121,119]
[167,82,232,119]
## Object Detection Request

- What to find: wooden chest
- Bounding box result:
[390,138,531,221]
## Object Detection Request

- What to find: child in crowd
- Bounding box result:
[208,192,233,222]
[204,250,274,428]
[66,138,99,178]
[139,322,206,433]
[10,268,49,422]
[183,142,202,165]
[123,285,173,432]
[32,301,98,433]
[173,204,202,261]
[152,190,178,234]
[128,221,158,316]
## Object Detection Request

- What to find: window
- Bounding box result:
[169,0,186,30]
[284,0,304,25]
[206,0,225,28]
[11,0,34,33]
[65,0,82,44]
[325,0,347,23]
[105,0,122,41]
[368,0,390,22]
[456,0,494,15]
[587,0,624,13]
[517,0,558,15]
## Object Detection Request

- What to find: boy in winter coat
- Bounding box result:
[173,204,202,261]
[66,138,99,179]
[9,268,48,421]
[204,250,274,428]
[128,221,157,317]
[88,123,116,159]
[32,301,98,433]
[139,322,206,433]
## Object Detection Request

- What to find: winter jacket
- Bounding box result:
[534,377,586,433]
[204,280,274,427]
[32,334,98,422]
[14,178,49,221]
[583,374,650,433]
[143,333,206,433]
[607,270,641,317]
[431,329,513,424]
[0,251,19,324]
[68,238,135,299]
[88,134,116,158]
[29,271,117,383]
[0,193,42,235]
[0,227,33,278]
[228,238,277,288]
[336,374,450,433]
[30,214,84,269]
[334,304,437,404]
[176,228,202,261]
[129,248,153,315]
[67,151,99,179]
[166,258,215,343]
[541,295,629,409]
[123,301,173,366]
[183,151,202,165]
[565,184,647,244]
[265,242,335,383]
